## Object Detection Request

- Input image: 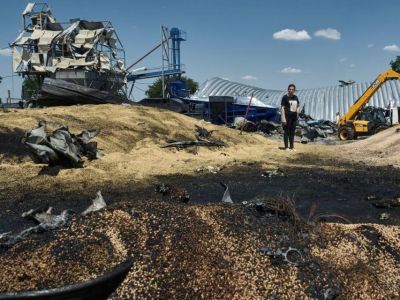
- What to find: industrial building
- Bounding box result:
[194,77,400,121]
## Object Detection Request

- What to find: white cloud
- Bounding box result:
[339,57,348,63]
[242,75,257,80]
[280,67,302,74]
[349,64,356,68]
[383,44,400,52]
[367,44,374,48]
[0,48,12,56]
[314,28,341,40]
[273,29,311,41]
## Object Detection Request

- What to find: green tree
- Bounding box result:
[145,76,199,98]
[22,77,40,99]
[390,56,400,72]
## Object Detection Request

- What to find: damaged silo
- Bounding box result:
[11,2,131,106]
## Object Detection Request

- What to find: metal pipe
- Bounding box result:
[128,82,135,99]
[126,42,162,71]
[240,93,254,135]
[161,26,165,98]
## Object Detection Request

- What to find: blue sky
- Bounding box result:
[1,0,400,101]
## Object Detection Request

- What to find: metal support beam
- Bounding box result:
[126,43,162,71]
[161,26,170,98]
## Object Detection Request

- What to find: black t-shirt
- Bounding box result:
[281,94,299,117]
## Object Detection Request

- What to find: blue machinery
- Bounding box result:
[183,97,279,125]
[126,26,187,98]
[126,26,279,124]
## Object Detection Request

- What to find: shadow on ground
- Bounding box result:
[158,155,400,225]
[1,153,399,234]
[0,128,30,162]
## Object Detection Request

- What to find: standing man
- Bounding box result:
[335,112,341,124]
[281,84,300,151]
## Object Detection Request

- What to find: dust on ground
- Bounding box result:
[339,125,400,167]
[0,104,399,298]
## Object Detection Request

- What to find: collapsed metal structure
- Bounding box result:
[10,3,129,105]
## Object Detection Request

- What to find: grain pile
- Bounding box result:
[339,125,400,167]
[0,104,312,223]
[0,104,288,202]
[0,104,400,298]
[1,198,399,299]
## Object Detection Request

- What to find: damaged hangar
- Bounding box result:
[194,77,400,121]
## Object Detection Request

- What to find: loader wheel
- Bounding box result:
[23,100,37,108]
[374,125,388,134]
[339,126,355,141]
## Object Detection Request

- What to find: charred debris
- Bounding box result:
[234,111,338,144]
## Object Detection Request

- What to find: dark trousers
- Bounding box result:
[283,115,297,149]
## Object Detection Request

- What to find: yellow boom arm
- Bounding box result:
[339,69,400,126]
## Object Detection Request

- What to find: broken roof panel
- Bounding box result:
[72,28,103,50]
[38,30,62,49]
[100,53,111,70]
[22,3,35,15]
[12,48,22,72]
[30,29,45,40]
[80,20,104,30]
[45,22,63,31]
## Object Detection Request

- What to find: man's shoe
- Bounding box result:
[290,148,296,152]
[285,148,291,152]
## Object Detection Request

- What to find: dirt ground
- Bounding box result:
[0,104,399,298]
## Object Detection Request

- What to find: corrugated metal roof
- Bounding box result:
[194,77,400,121]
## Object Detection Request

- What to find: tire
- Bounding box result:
[23,100,37,108]
[374,125,388,134]
[338,126,355,141]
